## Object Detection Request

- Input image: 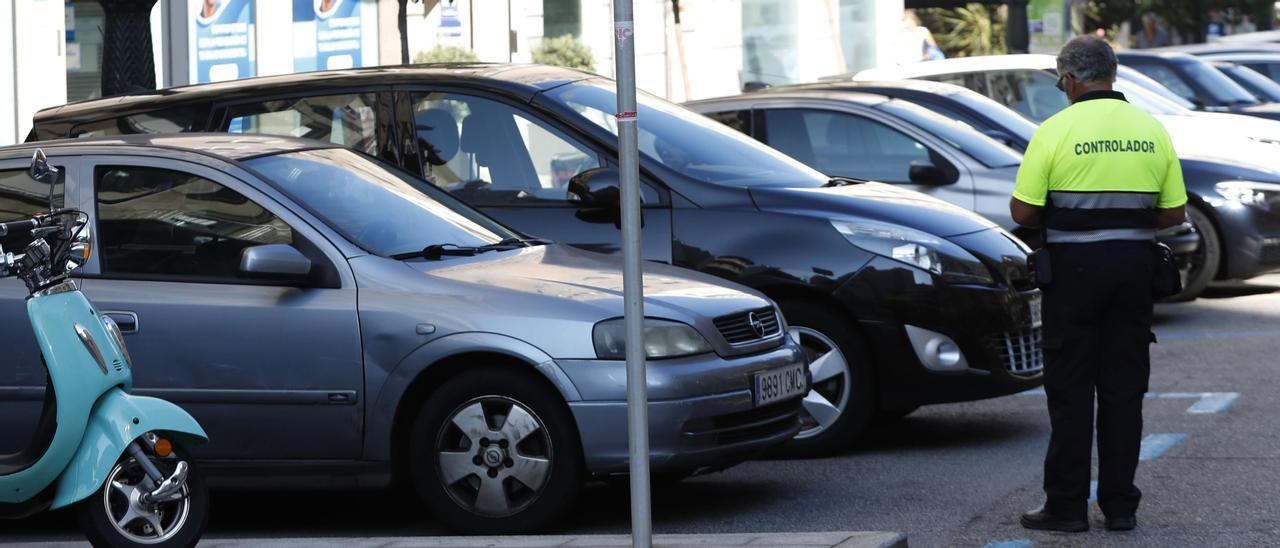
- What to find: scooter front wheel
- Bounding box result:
[78,439,209,548]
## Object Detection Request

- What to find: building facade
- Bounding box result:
[1,0,903,145]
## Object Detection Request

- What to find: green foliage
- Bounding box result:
[532,35,596,72]
[413,45,480,64]
[918,4,1007,58]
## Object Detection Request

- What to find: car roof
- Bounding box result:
[34,63,593,123]
[851,54,1057,80]
[1152,42,1280,55]
[1115,50,1197,63]
[0,133,340,162]
[1200,52,1280,62]
[685,87,890,109]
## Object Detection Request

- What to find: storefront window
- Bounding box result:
[65,0,105,102]
[544,0,581,39]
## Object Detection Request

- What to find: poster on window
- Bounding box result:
[1027,0,1070,54]
[190,0,256,83]
[293,0,365,72]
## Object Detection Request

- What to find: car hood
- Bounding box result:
[407,243,772,323]
[1155,113,1280,173]
[749,181,998,237]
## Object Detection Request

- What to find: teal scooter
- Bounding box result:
[0,151,209,547]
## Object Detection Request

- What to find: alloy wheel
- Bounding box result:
[435,396,554,518]
[790,326,853,440]
[103,456,191,544]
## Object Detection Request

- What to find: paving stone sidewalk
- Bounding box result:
[5,531,907,548]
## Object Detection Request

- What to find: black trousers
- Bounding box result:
[1041,241,1155,520]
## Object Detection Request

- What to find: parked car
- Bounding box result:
[29,65,1044,455]
[850,58,1280,298]
[1210,61,1280,103]
[0,134,811,533]
[1200,52,1280,85]
[1114,51,1280,121]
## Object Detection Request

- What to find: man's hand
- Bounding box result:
[1157,205,1186,229]
[1010,197,1043,228]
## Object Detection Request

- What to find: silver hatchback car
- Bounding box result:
[0,135,808,533]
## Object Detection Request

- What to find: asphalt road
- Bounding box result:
[6,276,1280,547]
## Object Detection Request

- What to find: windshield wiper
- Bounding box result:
[392,237,551,261]
[824,176,868,187]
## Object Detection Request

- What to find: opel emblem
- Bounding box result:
[748,311,766,338]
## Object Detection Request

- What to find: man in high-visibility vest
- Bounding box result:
[1011,35,1187,533]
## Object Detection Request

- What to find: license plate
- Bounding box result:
[754,363,808,407]
[1029,295,1042,329]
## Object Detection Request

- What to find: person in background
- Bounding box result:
[1205,10,1226,39]
[897,10,941,65]
[1134,12,1170,49]
[1233,13,1258,35]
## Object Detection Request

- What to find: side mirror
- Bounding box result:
[908,162,955,186]
[240,244,312,281]
[28,149,59,209]
[566,167,622,207]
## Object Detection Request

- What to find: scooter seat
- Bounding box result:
[0,379,57,476]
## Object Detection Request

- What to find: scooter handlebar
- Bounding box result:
[0,218,38,237]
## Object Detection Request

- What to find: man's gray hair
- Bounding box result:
[1056,35,1117,84]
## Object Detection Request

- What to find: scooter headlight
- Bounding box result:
[101,315,132,369]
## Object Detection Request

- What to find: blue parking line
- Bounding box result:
[1186,392,1239,414]
[984,540,1033,548]
[1139,433,1186,461]
[1089,480,1098,505]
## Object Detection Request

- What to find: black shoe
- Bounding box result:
[1020,509,1089,532]
[1105,515,1137,531]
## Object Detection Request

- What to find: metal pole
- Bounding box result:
[611,2,651,547]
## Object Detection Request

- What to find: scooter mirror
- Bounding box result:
[28,150,56,184]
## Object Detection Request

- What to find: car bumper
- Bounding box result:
[557,343,806,475]
[835,256,1044,409]
[1203,199,1280,280]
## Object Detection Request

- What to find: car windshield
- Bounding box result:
[876,100,1023,168]
[1118,66,1197,109]
[941,89,1038,145]
[244,148,515,257]
[1178,58,1260,105]
[1115,81,1188,115]
[1218,64,1280,102]
[544,79,829,188]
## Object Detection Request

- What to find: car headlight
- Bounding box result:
[592,318,714,360]
[831,219,995,285]
[1215,180,1280,210]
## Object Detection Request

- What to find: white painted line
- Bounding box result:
[1139,433,1186,461]
[1019,390,1239,414]
[1186,392,1240,414]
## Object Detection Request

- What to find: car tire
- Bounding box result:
[409,365,583,534]
[78,442,209,548]
[1167,203,1220,302]
[772,300,876,457]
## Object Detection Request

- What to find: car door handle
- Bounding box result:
[103,311,139,334]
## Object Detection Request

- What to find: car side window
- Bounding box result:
[224,94,379,155]
[760,108,938,184]
[1128,64,1198,101]
[0,168,65,250]
[409,92,604,206]
[705,110,752,136]
[95,165,293,281]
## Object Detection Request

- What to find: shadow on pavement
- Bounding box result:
[1199,281,1280,299]
[858,414,1039,454]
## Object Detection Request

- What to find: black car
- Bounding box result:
[27,64,1042,455]
[819,79,1280,298]
[1116,51,1280,121]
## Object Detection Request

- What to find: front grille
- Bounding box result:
[713,306,782,345]
[681,399,802,446]
[989,327,1044,376]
